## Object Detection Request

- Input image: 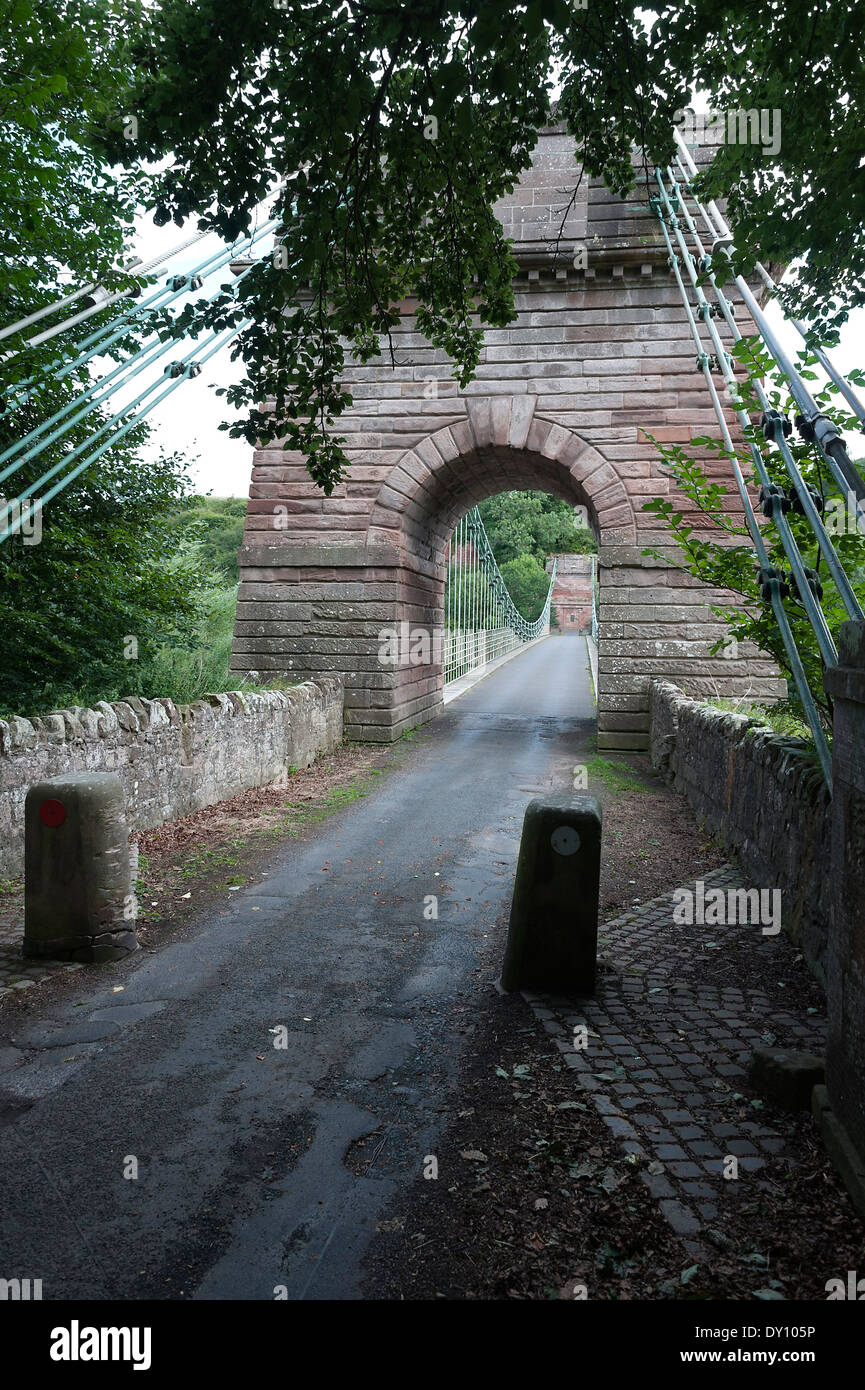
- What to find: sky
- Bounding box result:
[125,171,865,500]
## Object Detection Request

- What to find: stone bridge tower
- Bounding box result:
[548,554,596,634]
[231,121,783,745]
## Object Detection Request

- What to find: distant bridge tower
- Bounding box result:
[548,554,596,634]
[231,120,783,745]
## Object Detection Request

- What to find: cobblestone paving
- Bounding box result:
[0,891,81,998]
[524,865,826,1261]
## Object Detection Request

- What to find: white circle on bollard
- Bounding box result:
[551,825,580,856]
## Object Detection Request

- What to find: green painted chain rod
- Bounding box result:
[4,217,278,407]
[0,251,265,488]
[0,212,287,540]
[0,226,211,345]
[651,176,831,781]
[649,153,865,786]
[0,321,248,544]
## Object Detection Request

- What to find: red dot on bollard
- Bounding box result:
[39,799,67,827]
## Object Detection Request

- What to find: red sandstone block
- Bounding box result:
[627,478,669,497]
[540,422,573,460]
[595,500,635,526]
[605,459,651,479]
[507,394,536,449]
[592,375,664,393]
[422,426,454,463]
[637,427,691,443]
[545,409,615,428]
[449,420,474,456]
[623,393,679,409]
[592,475,629,505]
[525,418,553,453]
[580,460,618,493]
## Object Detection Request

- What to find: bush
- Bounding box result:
[135,583,240,706]
[499,554,553,622]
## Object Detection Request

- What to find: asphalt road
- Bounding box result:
[0,635,595,1300]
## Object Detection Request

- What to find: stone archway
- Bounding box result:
[367,401,633,559]
[362,410,612,736]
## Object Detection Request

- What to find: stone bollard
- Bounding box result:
[24,773,138,963]
[501,794,601,994]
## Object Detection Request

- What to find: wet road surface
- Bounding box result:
[0,635,594,1299]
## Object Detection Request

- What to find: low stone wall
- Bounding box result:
[649,679,831,979]
[0,677,344,877]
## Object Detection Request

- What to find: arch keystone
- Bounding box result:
[508,395,536,449]
[489,397,512,446]
[465,397,492,448]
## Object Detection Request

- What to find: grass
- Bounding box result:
[267,759,401,840]
[283,771,380,828]
[135,841,250,921]
[585,754,648,794]
[179,847,242,878]
[702,696,814,741]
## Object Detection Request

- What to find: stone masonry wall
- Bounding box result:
[649,679,831,979]
[0,676,344,877]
